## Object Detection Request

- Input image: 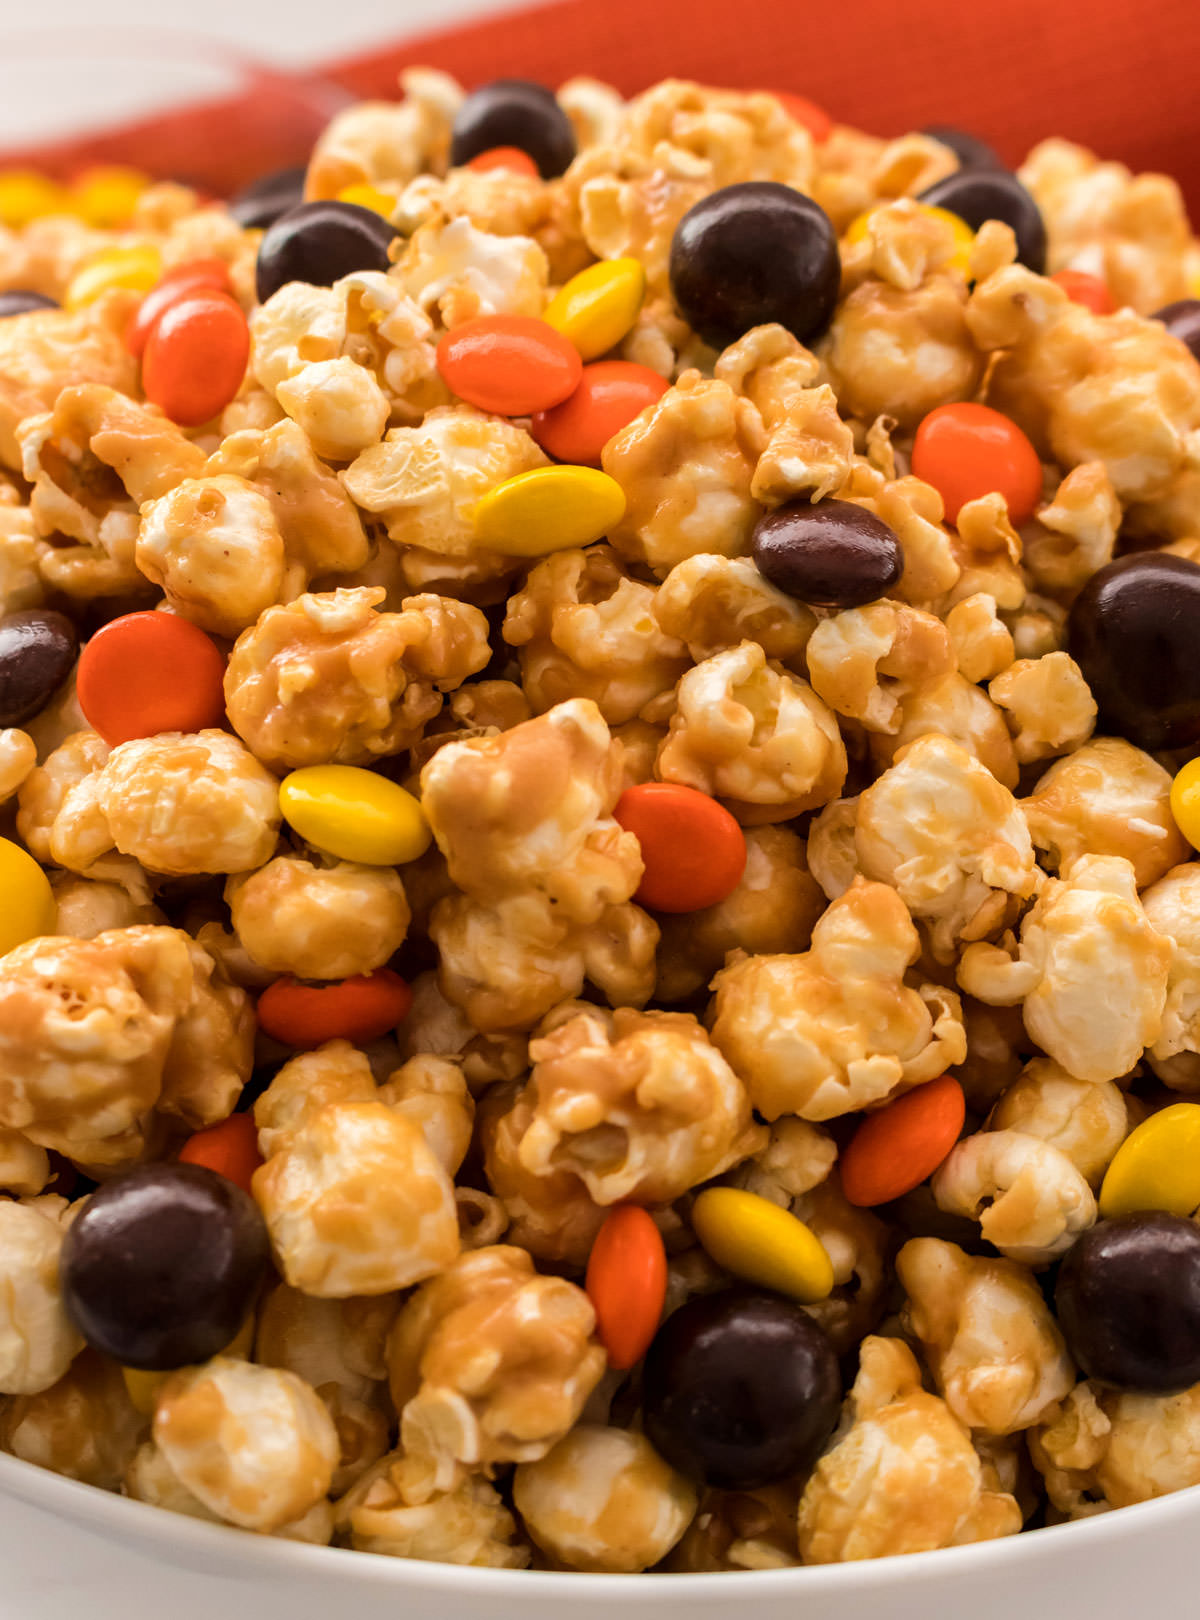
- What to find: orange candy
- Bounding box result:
[77,611,227,745]
[125,257,234,358]
[1050,268,1116,315]
[614,782,747,913]
[773,91,834,143]
[911,401,1043,526]
[841,1074,967,1208]
[437,314,583,416]
[465,146,540,177]
[178,1111,262,1197]
[256,969,413,1049]
[586,1205,668,1370]
[142,289,250,426]
[531,359,669,465]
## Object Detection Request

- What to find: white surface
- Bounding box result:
[0,1447,1195,1620]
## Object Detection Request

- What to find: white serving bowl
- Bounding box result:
[0,1448,1193,1620]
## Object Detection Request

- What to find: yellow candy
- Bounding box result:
[1171,757,1200,849]
[691,1186,835,1304]
[279,765,432,867]
[69,165,150,228]
[543,257,647,360]
[845,202,975,278]
[0,836,55,957]
[1099,1103,1200,1219]
[474,465,626,557]
[0,169,68,227]
[122,1366,169,1416]
[64,245,162,311]
[337,183,397,219]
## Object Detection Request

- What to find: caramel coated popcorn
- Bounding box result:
[4,58,1200,1580]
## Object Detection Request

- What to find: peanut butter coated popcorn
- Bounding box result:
[3,59,1200,1579]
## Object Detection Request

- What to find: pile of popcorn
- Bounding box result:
[2,68,1200,1574]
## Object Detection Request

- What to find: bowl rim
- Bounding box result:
[1,1446,1198,1595]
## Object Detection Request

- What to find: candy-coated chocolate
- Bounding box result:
[586,1206,668,1369]
[1066,553,1200,751]
[0,837,56,957]
[473,465,626,556]
[669,182,840,349]
[614,782,746,913]
[229,165,306,230]
[179,1112,264,1198]
[1051,269,1115,314]
[255,200,398,304]
[531,360,668,466]
[126,258,235,359]
[1098,1104,1200,1220]
[542,258,647,361]
[0,609,78,725]
[65,245,162,310]
[917,168,1047,273]
[1153,298,1200,362]
[77,612,227,745]
[279,765,432,866]
[1056,1214,1200,1391]
[691,1187,834,1303]
[142,290,249,426]
[642,1289,841,1489]
[0,289,58,318]
[921,124,1003,170]
[465,146,540,177]
[256,970,414,1049]
[752,498,904,608]
[450,79,576,178]
[60,1163,271,1371]
[911,401,1043,526]
[70,165,149,227]
[437,315,582,415]
[841,1074,966,1207]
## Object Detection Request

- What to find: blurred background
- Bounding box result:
[2,0,1199,210]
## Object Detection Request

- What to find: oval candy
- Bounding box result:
[543,258,647,361]
[531,360,668,466]
[473,465,626,556]
[691,1187,834,1304]
[279,765,432,866]
[1099,1103,1200,1220]
[437,315,582,416]
[0,837,56,957]
[752,498,904,608]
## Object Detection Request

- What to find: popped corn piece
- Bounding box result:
[386,1245,605,1480]
[0,1196,82,1396]
[0,305,137,472]
[0,926,195,1167]
[0,493,42,614]
[1142,863,1200,1091]
[491,1005,763,1210]
[125,1440,335,1542]
[153,1357,338,1533]
[276,356,391,462]
[931,1130,1097,1264]
[341,404,547,560]
[0,727,36,803]
[1022,462,1121,594]
[136,475,288,637]
[656,640,846,824]
[393,214,549,327]
[156,935,254,1131]
[224,587,488,771]
[431,887,657,1034]
[0,1132,50,1197]
[253,1100,460,1297]
[1005,592,1067,661]
[844,198,966,294]
[654,824,826,1002]
[619,79,813,191]
[668,1485,799,1572]
[421,698,640,920]
[714,324,854,505]
[709,878,966,1121]
[898,1237,1076,1435]
[563,147,708,303]
[797,1336,1022,1562]
[52,730,281,878]
[1031,1380,1200,1515]
[336,1449,529,1566]
[791,1174,894,1353]
[379,1054,474,1178]
[225,855,410,982]
[602,371,765,575]
[986,1058,1130,1188]
[0,1350,144,1490]
[854,733,1038,960]
[253,1042,377,1160]
[652,552,816,668]
[958,855,1171,1084]
[502,546,689,726]
[967,266,1200,521]
[480,1077,607,1264]
[208,419,369,581]
[515,1425,697,1573]
[805,599,956,733]
[838,463,961,606]
[944,491,1027,614]
[943,594,1015,685]
[17,728,111,873]
[1021,738,1188,889]
[818,273,984,430]
[558,77,625,149]
[868,672,1020,790]
[726,1116,838,1207]
[1019,137,1192,313]
[395,971,527,1093]
[305,72,462,199]
[987,652,1097,765]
